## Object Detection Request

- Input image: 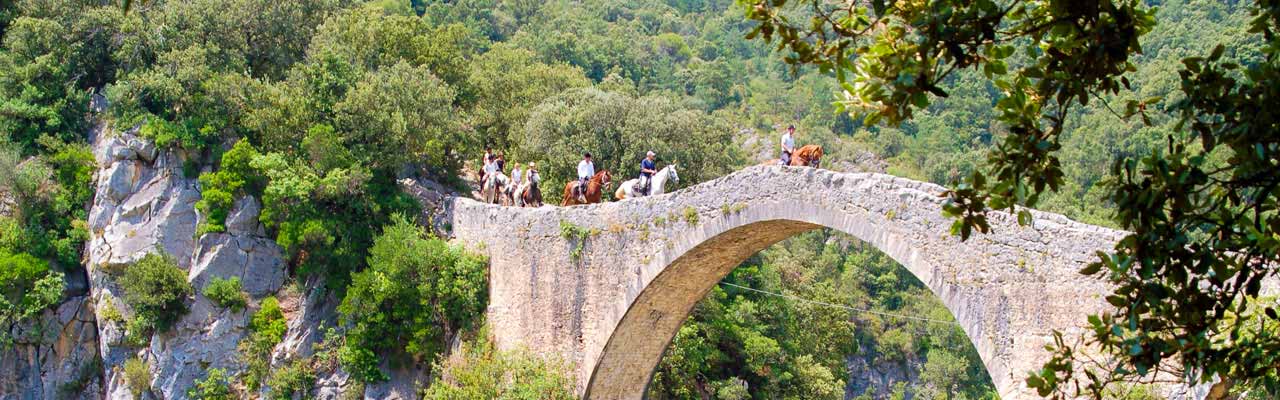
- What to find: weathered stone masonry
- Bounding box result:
[449,165,1126,400]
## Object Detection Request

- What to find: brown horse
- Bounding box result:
[760,144,825,168]
[519,174,543,207]
[791,144,823,167]
[562,170,612,206]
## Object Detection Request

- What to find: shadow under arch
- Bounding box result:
[584,203,992,399]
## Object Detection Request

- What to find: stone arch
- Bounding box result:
[448,166,1124,400]
[586,208,982,399]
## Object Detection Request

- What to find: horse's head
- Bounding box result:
[530,171,540,184]
[600,170,613,186]
[667,163,680,184]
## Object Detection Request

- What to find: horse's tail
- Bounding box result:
[615,185,627,200]
[561,183,574,206]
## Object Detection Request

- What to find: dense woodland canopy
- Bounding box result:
[0,0,1271,398]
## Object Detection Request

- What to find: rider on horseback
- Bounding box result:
[576,153,595,202]
[780,125,795,166]
[638,151,657,196]
[481,147,495,182]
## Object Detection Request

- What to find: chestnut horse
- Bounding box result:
[518,171,543,207]
[760,144,824,168]
[562,170,613,206]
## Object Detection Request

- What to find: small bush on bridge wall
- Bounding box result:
[338,214,488,383]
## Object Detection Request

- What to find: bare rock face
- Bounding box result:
[0,296,102,400]
[85,127,287,399]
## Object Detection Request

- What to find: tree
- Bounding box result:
[466,43,591,151]
[0,250,64,348]
[333,61,460,172]
[119,252,192,334]
[517,87,740,203]
[739,0,1279,396]
[338,214,488,382]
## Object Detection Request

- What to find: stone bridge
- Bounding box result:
[447,166,1124,400]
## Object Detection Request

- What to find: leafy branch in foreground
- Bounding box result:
[739,0,1279,397]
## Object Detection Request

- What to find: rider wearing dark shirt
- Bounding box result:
[639,151,657,196]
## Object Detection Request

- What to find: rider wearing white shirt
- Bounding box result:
[780,125,796,165]
[576,153,595,201]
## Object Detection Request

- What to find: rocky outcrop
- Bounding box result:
[0,296,102,400]
[85,126,287,399]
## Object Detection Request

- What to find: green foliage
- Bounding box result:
[1,137,94,267]
[240,296,288,390]
[266,358,316,400]
[188,368,235,400]
[196,140,261,235]
[559,220,592,261]
[0,250,64,348]
[422,326,575,400]
[651,230,995,399]
[202,277,247,312]
[518,87,741,204]
[123,357,151,398]
[118,252,191,335]
[682,206,699,225]
[338,215,488,383]
[332,61,459,171]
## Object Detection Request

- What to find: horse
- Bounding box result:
[761,144,824,168]
[791,144,823,167]
[562,170,612,206]
[615,164,680,200]
[482,172,511,205]
[516,171,543,207]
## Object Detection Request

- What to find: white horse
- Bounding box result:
[482,172,510,205]
[615,164,679,200]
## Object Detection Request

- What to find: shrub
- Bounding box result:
[196,140,261,235]
[123,357,151,397]
[682,206,699,225]
[240,296,288,390]
[338,214,487,383]
[267,358,316,400]
[119,252,192,334]
[0,250,65,348]
[188,368,234,400]
[422,326,574,400]
[203,276,247,312]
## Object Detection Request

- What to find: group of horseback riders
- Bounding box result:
[479,124,821,207]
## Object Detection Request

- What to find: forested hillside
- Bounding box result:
[0,0,1263,399]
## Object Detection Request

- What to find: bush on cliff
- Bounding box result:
[422,325,575,400]
[119,252,192,335]
[0,250,64,348]
[337,214,488,382]
[240,295,288,390]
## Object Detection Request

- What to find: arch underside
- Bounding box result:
[584,210,998,400]
[584,219,822,399]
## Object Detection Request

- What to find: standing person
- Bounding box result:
[780,125,796,166]
[576,153,595,202]
[638,151,657,196]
